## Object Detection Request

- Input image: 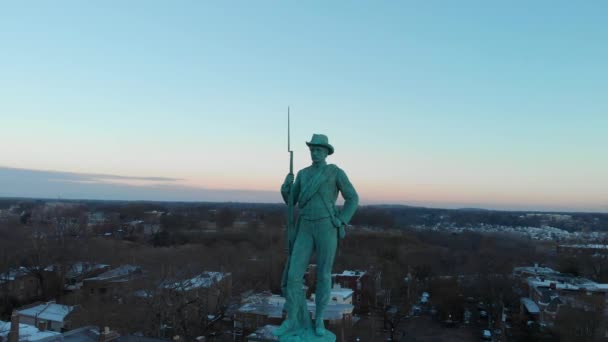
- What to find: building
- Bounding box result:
[81,265,144,301]
[64,263,110,292]
[333,270,377,313]
[16,301,75,332]
[87,212,107,227]
[234,291,354,339]
[59,326,120,342]
[234,292,284,336]
[557,244,608,257]
[514,264,608,328]
[0,267,42,303]
[0,206,20,222]
[1,265,65,305]
[520,297,541,322]
[310,285,354,305]
[0,313,61,342]
[161,271,232,315]
[142,211,164,235]
[513,264,560,279]
[246,325,279,342]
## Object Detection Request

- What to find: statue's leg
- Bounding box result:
[313,218,338,336]
[274,221,314,336]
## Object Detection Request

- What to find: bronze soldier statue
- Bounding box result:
[274,134,359,341]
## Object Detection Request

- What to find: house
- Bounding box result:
[0,267,42,303]
[513,264,560,279]
[520,297,541,322]
[306,299,354,324]
[81,265,144,301]
[310,285,354,305]
[161,271,232,315]
[234,292,284,335]
[59,326,120,342]
[514,264,608,327]
[0,206,19,222]
[122,220,145,237]
[87,212,107,227]
[1,265,65,304]
[557,244,608,257]
[0,312,61,342]
[246,325,279,342]
[142,211,164,235]
[138,271,233,338]
[333,270,376,313]
[16,301,75,332]
[64,262,110,292]
[234,291,354,338]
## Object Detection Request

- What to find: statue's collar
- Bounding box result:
[311,161,327,169]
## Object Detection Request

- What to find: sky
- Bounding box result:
[1,1,607,212]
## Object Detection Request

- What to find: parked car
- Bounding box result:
[410,305,422,316]
[464,309,472,324]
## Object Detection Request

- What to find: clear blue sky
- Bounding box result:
[1,1,607,212]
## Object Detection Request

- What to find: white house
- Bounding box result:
[17,302,74,332]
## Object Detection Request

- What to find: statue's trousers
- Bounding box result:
[285,216,338,322]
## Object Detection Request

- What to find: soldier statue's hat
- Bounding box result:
[306,134,334,155]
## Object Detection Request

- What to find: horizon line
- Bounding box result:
[1,195,606,215]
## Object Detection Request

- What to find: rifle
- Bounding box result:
[281,107,296,295]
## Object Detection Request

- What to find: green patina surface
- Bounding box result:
[274,134,358,341]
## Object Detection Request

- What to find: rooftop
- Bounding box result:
[0,267,30,283]
[162,271,230,291]
[237,301,283,318]
[237,294,353,321]
[560,244,608,250]
[513,266,559,276]
[330,288,354,299]
[527,276,608,292]
[85,265,141,282]
[0,321,61,341]
[66,262,110,278]
[246,325,279,341]
[18,302,74,323]
[60,326,101,342]
[335,270,366,278]
[521,297,540,314]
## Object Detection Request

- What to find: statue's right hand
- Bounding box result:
[284,173,294,185]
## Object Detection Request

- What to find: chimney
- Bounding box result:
[37,320,48,331]
[8,312,19,342]
[98,326,120,342]
[98,327,107,342]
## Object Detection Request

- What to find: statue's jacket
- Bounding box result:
[281,163,358,227]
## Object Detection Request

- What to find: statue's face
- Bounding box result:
[309,145,328,163]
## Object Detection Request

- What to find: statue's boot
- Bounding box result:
[273,301,298,337]
[273,318,296,336]
[314,314,326,336]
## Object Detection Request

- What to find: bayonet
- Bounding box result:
[281,106,296,295]
[288,106,293,176]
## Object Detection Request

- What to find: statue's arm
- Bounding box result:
[281,171,301,205]
[336,168,359,225]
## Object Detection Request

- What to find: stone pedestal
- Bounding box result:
[278,328,336,342]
